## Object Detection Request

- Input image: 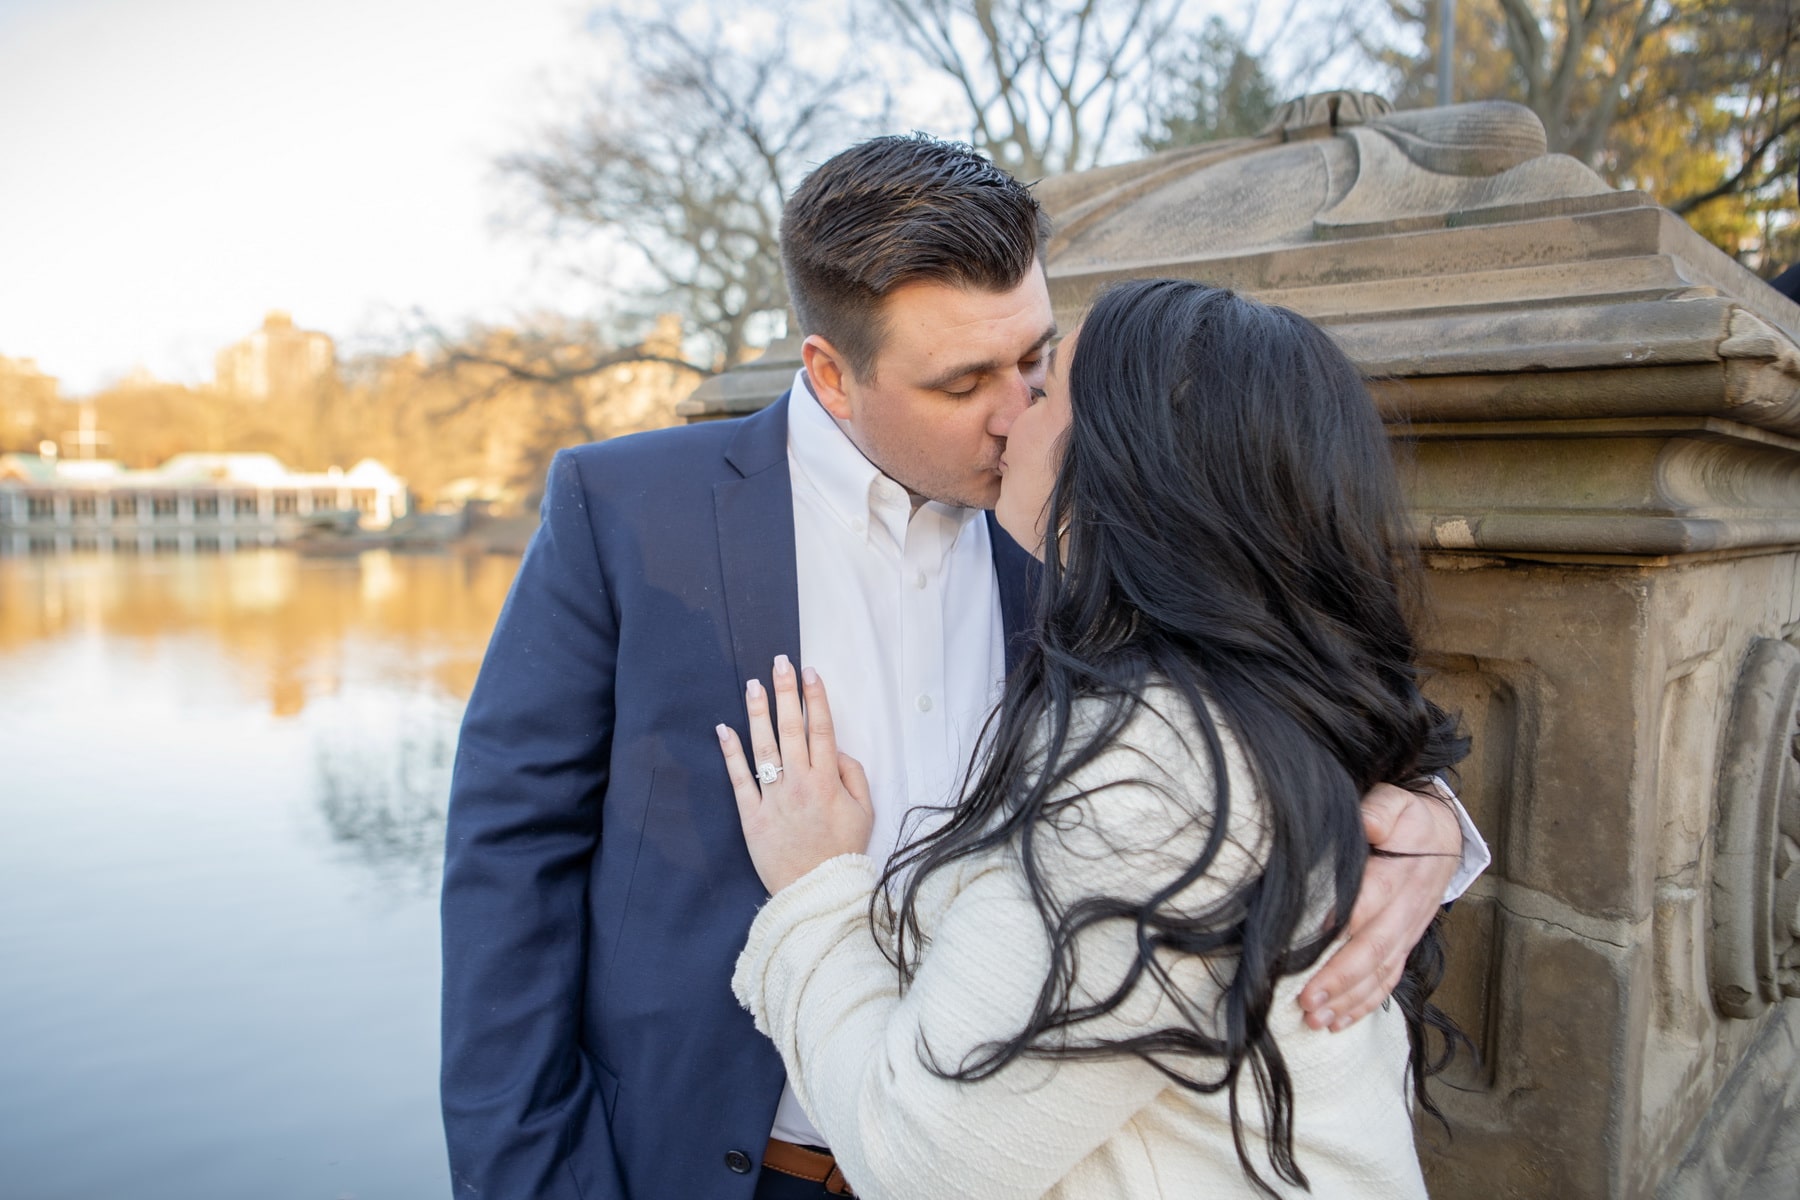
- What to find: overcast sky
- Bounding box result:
[0,0,601,394]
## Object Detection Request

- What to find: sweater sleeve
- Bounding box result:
[731,698,1269,1200]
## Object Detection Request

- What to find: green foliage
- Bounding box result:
[1141,17,1283,151]
[1631,0,1800,273]
[1368,0,1800,273]
[1363,0,1521,111]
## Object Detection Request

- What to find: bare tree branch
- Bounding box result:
[436,343,713,388]
[1673,109,1800,215]
[867,0,1189,177]
[499,3,883,371]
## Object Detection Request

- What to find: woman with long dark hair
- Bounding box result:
[717,279,1466,1197]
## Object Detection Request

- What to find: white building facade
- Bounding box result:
[0,453,408,555]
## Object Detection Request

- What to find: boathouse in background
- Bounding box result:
[0,451,408,555]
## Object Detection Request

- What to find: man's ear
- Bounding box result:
[801,336,856,422]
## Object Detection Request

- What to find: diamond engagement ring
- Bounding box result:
[756,761,783,785]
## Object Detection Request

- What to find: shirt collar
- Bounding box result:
[786,368,983,549]
[786,367,885,532]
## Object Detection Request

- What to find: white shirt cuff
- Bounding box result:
[1433,776,1490,904]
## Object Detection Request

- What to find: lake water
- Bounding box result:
[0,550,520,1200]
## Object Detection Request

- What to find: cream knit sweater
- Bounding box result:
[732,687,1429,1200]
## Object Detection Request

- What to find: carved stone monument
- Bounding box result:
[679,94,1800,1197]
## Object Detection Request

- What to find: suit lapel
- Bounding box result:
[986,510,1039,676]
[713,398,1032,688]
[715,393,802,694]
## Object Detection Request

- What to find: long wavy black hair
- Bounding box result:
[877,278,1468,1194]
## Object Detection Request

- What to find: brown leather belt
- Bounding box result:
[764,1138,855,1195]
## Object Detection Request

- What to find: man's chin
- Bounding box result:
[906,472,1001,511]
[961,475,1003,511]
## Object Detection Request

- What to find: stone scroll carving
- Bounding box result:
[1312,101,1614,238]
[1355,100,1548,175]
[1710,636,1800,1018]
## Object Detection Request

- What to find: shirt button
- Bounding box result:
[916,694,933,713]
[724,1149,753,1174]
[913,570,927,589]
[851,518,867,535]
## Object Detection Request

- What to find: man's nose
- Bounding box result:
[987,372,1032,436]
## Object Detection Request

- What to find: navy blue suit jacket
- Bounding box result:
[440,394,1035,1199]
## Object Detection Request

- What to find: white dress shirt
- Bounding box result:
[765,369,1490,1147]
[772,369,1008,1145]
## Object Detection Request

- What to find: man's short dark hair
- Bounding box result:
[780,133,1051,380]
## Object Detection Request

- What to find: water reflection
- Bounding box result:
[314,708,457,896]
[0,548,518,713]
[0,550,518,1200]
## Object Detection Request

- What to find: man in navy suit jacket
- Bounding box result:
[440,134,1477,1199]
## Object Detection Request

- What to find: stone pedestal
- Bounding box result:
[1420,550,1800,1198]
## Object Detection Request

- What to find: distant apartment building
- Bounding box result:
[0,451,407,555]
[214,311,336,401]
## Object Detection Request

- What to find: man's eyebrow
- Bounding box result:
[919,324,1058,392]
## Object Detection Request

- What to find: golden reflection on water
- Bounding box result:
[0,549,518,1196]
[0,550,520,714]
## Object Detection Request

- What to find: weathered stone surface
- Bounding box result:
[1423,562,1654,920]
[1710,637,1800,1016]
[1036,109,1800,563]
[1263,90,1394,136]
[1413,548,1800,1198]
[1658,1002,1800,1199]
[1420,911,1636,1199]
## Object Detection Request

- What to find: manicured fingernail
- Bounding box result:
[715,723,730,742]
[773,654,792,676]
[1331,1016,1351,1033]
[746,679,763,699]
[802,666,818,686]
[1315,1008,1335,1028]
[1302,990,1325,1009]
